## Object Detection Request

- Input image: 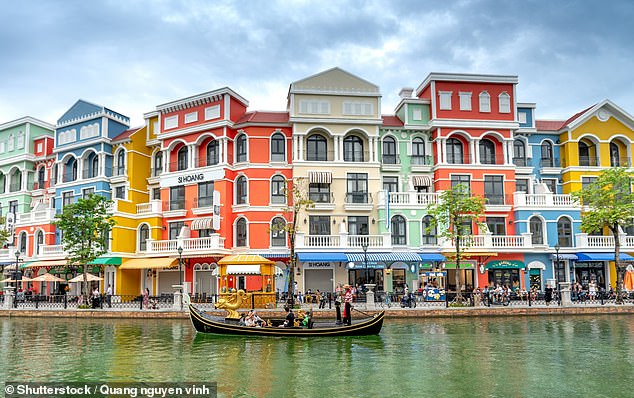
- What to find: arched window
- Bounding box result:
[479,139,496,164]
[578,141,590,166]
[530,216,543,245]
[271,217,286,247]
[139,224,150,251]
[271,133,286,162]
[177,146,188,171]
[557,217,573,247]
[411,137,426,165]
[382,136,397,164]
[610,142,621,167]
[153,152,163,176]
[91,155,99,178]
[116,149,125,175]
[498,92,511,113]
[37,167,45,188]
[35,230,44,256]
[513,140,526,166]
[307,134,327,161]
[206,140,219,166]
[344,135,364,162]
[236,218,247,247]
[271,175,286,204]
[19,231,27,253]
[391,215,406,245]
[10,170,22,192]
[236,134,247,163]
[447,138,464,164]
[479,91,491,112]
[236,176,247,205]
[541,141,554,167]
[421,215,437,245]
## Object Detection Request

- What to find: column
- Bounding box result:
[472,140,479,164]
[188,144,195,169]
[217,141,224,164]
[437,138,444,164]
[298,135,304,161]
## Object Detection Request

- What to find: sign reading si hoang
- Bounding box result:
[160,169,225,188]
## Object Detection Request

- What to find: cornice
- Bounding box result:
[156,87,249,113]
[416,72,518,97]
[430,119,519,130]
[289,117,382,125]
[159,120,232,139]
[0,116,55,131]
[57,110,129,129]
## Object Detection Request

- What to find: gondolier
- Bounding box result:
[343,284,353,326]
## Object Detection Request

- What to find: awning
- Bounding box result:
[527,261,546,270]
[23,259,70,268]
[218,255,274,265]
[226,264,261,275]
[412,175,432,187]
[253,252,290,259]
[419,253,446,262]
[550,253,578,260]
[308,171,332,184]
[486,260,525,269]
[89,257,122,265]
[191,217,214,230]
[119,258,177,270]
[345,252,422,262]
[442,263,474,269]
[297,252,348,262]
[576,252,634,261]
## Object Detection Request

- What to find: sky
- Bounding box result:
[1,0,634,128]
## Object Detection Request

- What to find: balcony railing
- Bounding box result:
[33,181,46,190]
[168,161,188,172]
[444,233,533,249]
[576,233,634,249]
[38,244,65,257]
[562,157,600,168]
[16,208,58,224]
[136,200,163,214]
[146,236,225,253]
[411,155,433,166]
[384,191,439,206]
[512,157,530,167]
[447,155,471,165]
[309,192,334,204]
[484,194,511,206]
[9,183,22,192]
[514,193,577,207]
[82,169,99,179]
[539,158,561,168]
[611,157,631,167]
[112,167,127,177]
[296,233,389,249]
[381,154,400,165]
[150,167,163,177]
[345,192,372,204]
[193,197,214,208]
[163,200,187,211]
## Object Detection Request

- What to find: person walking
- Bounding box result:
[343,284,353,326]
[106,284,112,308]
[545,284,553,306]
[142,288,149,310]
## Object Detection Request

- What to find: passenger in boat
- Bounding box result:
[245,311,257,327]
[252,311,266,327]
[281,306,295,327]
[343,284,353,326]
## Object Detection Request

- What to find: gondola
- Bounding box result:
[189,304,385,337]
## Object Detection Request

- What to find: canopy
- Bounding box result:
[1,276,32,283]
[346,252,422,262]
[419,253,446,262]
[89,257,122,265]
[68,274,103,283]
[226,264,261,275]
[576,252,634,261]
[486,260,525,270]
[218,254,274,265]
[23,259,70,268]
[119,258,177,270]
[296,252,348,262]
[31,273,66,282]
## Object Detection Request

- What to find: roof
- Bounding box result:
[381,115,404,127]
[234,111,289,125]
[562,104,595,127]
[535,120,566,131]
[218,254,275,265]
[112,126,142,142]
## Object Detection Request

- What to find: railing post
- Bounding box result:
[64,294,67,309]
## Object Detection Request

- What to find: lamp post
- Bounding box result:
[361,242,369,286]
[177,246,183,310]
[555,243,561,304]
[13,250,21,308]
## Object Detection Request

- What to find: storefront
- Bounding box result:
[421,271,446,301]
[526,261,546,290]
[486,260,525,289]
[442,261,476,292]
[303,262,334,293]
[575,252,634,289]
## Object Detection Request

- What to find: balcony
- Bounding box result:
[309,192,335,210]
[194,157,220,168]
[562,157,600,168]
[442,233,533,251]
[296,232,390,250]
[82,169,99,179]
[136,200,163,215]
[16,208,57,224]
[381,155,400,171]
[162,200,187,217]
[144,235,227,256]
[377,191,439,209]
[611,157,631,167]
[344,192,373,211]
[539,158,561,171]
[9,182,22,192]
[33,181,47,190]
[575,233,634,250]
[37,244,66,259]
[514,193,577,208]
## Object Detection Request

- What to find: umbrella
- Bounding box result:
[31,273,66,283]
[68,274,103,283]
[624,264,634,292]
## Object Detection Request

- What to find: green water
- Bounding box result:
[1,315,633,397]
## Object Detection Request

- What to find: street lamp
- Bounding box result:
[14,250,21,308]
[177,246,183,310]
[361,242,369,286]
[554,243,560,285]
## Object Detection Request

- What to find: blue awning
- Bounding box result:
[576,252,634,261]
[297,252,348,262]
[550,253,578,260]
[419,253,446,262]
[254,252,290,259]
[345,252,422,262]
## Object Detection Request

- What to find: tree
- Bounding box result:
[425,184,486,300]
[53,194,116,301]
[0,216,11,248]
[572,167,634,302]
[269,177,314,306]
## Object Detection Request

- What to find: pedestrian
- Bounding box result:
[106,284,112,308]
[545,284,553,306]
[142,287,149,309]
[343,284,353,326]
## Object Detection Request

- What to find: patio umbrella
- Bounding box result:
[68,274,103,283]
[624,264,634,292]
[31,273,66,283]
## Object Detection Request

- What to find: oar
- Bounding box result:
[352,307,376,318]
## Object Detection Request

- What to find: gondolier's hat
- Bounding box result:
[343,284,352,289]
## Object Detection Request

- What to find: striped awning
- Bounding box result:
[412,175,432,187]
[191,217,213,230]
[227,264,261,275]
[308,171,332,184]
[346,252,422,262]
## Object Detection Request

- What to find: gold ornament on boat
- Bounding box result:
[215,289,250,319]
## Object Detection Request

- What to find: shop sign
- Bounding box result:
[423,288,446,301]
[486,260,525,270]
[160,169,225,188]
[306,262,332,268]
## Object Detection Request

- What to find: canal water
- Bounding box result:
[0,315,632,397]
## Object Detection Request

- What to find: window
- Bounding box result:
[518,111,527,124]
[236,218,247,247]
[271,217,286,247]
[557,217,573,247]
[422,215,437,245]
[116,150,125,176]
[139,224,149,251]
[152,187,161,200]
[9,200,18,215]
[197,182,214,208]
[91,155,99,178]
[204,105,220,120]
[484,176,504,205]
[62,192,73,208]
[479,91,491,112]
[516,179,529,193]
[271,133,286,162]
[177,146,188,171]
[582,177,597,190]
[35,231,44,256]
[236,134,247,163]
[236,176,247,205]
[271,175,286,204]
[486,217,506,235]
[383,177,398,193]
[169,186,185,210]
[451,175,471,194]
[348,216,369,235]
[543,179,557,194]
[346,173,368,203]
[153,152,163,176]
[0,173,4,194]
[306,134,328,161]
[530,216,543,245]
[479,139,496,164]
[459,92,472,111]
[610,142,622,167]
[439,91,452,110]
[19,232,27,253]
[299,100,330,114]
[412,108,423,121]
[498,92,511,113]
[309,183,330,203]
[206,140,219,166]
[184,111,198,124]
[343,102,373,116]
[37,167,45,189]
[382,136,397,164]
[164,115,178,129]
[541,142,554,167]
[83,188,94,199]
[10,170,22,191]
[169,221,184,240]
[8,134,14,151]
[309,216,331,236]
[513,140,526,166]
[199,229,214,238]
[411,137,426,165]
[344,135,364,162]
[447,138,464,164]
[459,219,473,236]
[579,141,591,166]
[391,215,406,245]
